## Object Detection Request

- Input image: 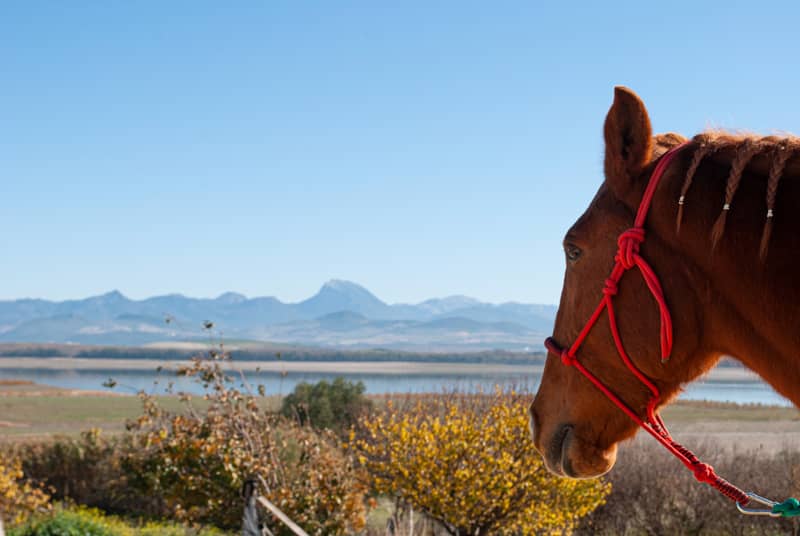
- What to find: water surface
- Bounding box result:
[0,367,790,406]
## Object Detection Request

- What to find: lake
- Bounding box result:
[0,365,791,406]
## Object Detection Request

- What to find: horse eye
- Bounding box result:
[565,244,582,262]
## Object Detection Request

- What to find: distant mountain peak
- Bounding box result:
[298,279,387,318]
[316,280,382,302]
[95,290,128,302]
[422,295,480,307]
[417,295,481,315]
[216,291,247,304]
[321,279,367,292]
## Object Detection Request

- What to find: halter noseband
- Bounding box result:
[544,142,752,506]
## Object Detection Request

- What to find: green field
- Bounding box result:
[661,399,800,422]
[0,382,282,439]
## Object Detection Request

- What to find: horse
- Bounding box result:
[529,87,800,484]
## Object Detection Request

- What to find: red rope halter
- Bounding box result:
[544,142,750,504]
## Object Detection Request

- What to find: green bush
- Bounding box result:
[280,377,372,434]
[8,505,227,536]
[9,508,111,536]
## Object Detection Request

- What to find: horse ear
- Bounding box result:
[603,86,653,191]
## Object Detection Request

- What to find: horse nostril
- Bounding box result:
[549,423,573,475]
[528,404,541,446]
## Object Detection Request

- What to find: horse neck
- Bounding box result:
[650,156,800,406]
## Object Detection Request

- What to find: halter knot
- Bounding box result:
[560,349,577,367]
[691,462,716,484]
[616,228,646,269]
[602,278,618,296]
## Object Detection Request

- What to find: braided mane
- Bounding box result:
[666,132,800,259]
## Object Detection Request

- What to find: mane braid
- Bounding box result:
[759,142,794,260]
[676,135,715,234]
[710,138,762,250]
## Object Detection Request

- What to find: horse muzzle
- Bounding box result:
[536,421,618,479]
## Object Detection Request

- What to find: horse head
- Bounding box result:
[529,88,718,478]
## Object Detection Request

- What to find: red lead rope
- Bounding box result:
[544,142,750,505]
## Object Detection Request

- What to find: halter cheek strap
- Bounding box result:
[544,142,751,505]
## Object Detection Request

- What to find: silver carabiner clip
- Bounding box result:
[736,492,781,517]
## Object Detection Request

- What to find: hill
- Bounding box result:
[0,280,556,351]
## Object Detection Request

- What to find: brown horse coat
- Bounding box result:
[530,87,800,479]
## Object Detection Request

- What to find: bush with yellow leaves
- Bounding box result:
[0,451,50,527]
[351,389,610,535]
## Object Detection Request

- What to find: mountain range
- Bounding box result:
[0,280,557,351]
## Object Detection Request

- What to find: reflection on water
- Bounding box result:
[0,367,791,406]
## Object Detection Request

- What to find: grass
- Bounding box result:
[9,505,232,536]
[661,399,800,422]
[0,396,184,437]
[0,381,797,440]
[0,383,281,439]
[365,497,395,532]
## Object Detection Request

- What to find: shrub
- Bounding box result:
[123,351,369,534]
[10,429,149,516]
[0,451,50,527]
[578,439,800,535]
[281,377,372,435]
[9,507,113,536]
[8,505,228,536]
[351,389,610,535]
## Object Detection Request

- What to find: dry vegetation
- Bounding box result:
[1,359,800,533]
[579,440,800,535]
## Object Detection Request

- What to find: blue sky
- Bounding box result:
[3,1,800,304]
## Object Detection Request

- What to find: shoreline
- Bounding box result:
[0,357,762,381]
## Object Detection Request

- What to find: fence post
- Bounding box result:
[242,478,260,536]
[256,496,310,536]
